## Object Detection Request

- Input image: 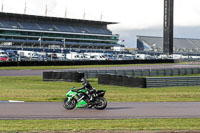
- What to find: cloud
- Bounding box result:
[1,0,200,48]
[174,0,200,27]
[1,0,200,30]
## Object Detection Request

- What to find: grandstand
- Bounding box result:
[0,12,119,52]
[137,36,200,54]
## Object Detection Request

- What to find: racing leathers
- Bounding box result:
[80,80,96,102]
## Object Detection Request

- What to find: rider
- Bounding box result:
[80,77,96,102]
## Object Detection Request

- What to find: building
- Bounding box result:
[0,12,120,52]
[137,35,200,54]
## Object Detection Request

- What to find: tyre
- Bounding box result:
[63,98,77,110]
[94,97,107,110]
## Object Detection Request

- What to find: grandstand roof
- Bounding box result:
[0,12,116,36]
[0,12,117,25]
[137,36,200,52]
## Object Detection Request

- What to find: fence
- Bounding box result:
[98,74,200,88]
[0,59,177,66]
[98,74,146,88]
[146,76,200,88]
[43,67,200,88]
[43,71,84,82]
[74,67,200,78]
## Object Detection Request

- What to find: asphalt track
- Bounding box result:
[0,102,200,120]
[0,63,200,76]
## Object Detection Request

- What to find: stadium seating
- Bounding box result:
[53,25,74,32]
[20,22,40,30]
[0,19,112,35]
[0,12,119,53]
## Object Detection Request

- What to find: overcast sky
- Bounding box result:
[1,0,200,47]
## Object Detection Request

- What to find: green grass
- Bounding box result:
[0,76,200,102]
[0,119,200,132]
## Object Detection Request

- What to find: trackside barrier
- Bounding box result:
[0,59,178,66]
[72,67,200,79]
[43,67,200,88]
[82,67,200,88]
[43,71,84,82]
[98,74,146,88]
[47,67,200,79]
[98,74,200,88]
[146,77,200,88]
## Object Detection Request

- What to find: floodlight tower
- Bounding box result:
[163,0,174,55]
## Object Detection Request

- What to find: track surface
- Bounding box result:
[0,102,200,120]
[0,63,200,76]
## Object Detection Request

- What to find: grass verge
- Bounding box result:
[0,76,200,102]
[0,119,200,132]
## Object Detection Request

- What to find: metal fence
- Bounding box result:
[146,76,200,88]
[98,74,200,88]
[46,67,200,88]
[73,67,200,78]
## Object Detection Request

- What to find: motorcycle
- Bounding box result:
[63,87,107,110]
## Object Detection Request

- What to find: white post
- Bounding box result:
[1,2,3,12]
[45,4,47,16]
[24,2,27,14]
[83,9,86,19]
[65,7,67,18]
[39,37,42,48]
[100,12,103,21]
[64,38,66,48]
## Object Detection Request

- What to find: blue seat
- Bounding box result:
[20,22,40,30]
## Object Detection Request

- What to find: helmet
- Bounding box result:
[81,77,87,85]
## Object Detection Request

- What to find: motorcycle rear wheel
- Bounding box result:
[94,97,107,110]
[63,98,77,110]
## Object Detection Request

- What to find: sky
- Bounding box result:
[1,0,200,47]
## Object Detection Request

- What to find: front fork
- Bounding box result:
[67,96,75,103]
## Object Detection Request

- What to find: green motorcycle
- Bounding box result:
[63,87,107,110]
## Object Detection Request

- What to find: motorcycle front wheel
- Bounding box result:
[63,98,77,110]
[94,97,107,110]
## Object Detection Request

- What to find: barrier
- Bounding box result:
[98,74,146,88]
[98,74,200,88]
[43,71,84,82]
[0,59,178,66]
[146,77,200,88]
[42,67,200,88]
[73,67,200,79]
